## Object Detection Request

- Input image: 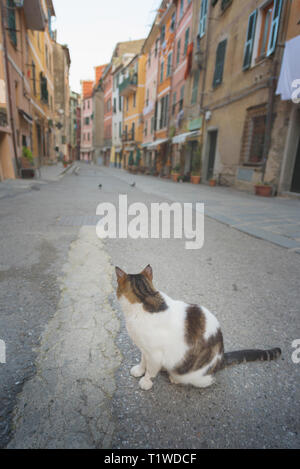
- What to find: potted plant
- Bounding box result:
[21,146,34,169]
[255,181,273,197]
[209,177,217,187]
[171,164,181,182]
[190,146,202,184]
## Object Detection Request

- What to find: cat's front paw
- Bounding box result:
[139,377,153,391]
[130,364,145,378]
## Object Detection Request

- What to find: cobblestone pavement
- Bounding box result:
[1,164,299,448]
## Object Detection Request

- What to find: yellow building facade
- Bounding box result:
[120,54,146,168]
[27,0,56,166]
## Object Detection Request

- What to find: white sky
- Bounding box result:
[52,0,161,94]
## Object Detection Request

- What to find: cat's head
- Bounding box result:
[115,265,153,301]
[115,265,167,313]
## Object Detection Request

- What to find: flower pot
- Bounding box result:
[209,179,217,187]
[21,156,33,169]
[255,185,272,197]
[172,173,180,182]
[191,175,201,184]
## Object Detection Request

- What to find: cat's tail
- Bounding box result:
[222,347,281,368]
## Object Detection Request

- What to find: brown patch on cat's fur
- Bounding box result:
[116,266,167,313]
[174,305,224,375]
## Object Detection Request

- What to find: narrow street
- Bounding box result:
[0,164,299,449]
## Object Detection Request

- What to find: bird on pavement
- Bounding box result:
[130,182,136,188]
[98,184,102,189]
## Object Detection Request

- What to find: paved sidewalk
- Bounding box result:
[0,163,74,200]
[102,167,300,252]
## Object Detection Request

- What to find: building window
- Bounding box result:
[7,0,17,47]
[199,0,208,38]
[40,73,49,104]
[243,10,258,70]
[126,97,129,111]
[131,122,135,140]
[113,98,117,113]
[167,52,172,77]
[170,12,176,32]
[119,96,122,111]
[241,106,267,165]
[213,39,227,88]
[161,24,166,44]
[179,85,184,111]
[176,39,181,65]
[144,119,148,137]
[32,61,36,96]
[184,28,190,55]
[155,39,159,57]
[133,92,136,107]
[85,117,89,125]
[148,51,151,67]
[180,0,184,19]
[151,116,154,134]
[146,88,149,107]
[119,122,122,138]
[159,97,165,129]
[160,60,164,83]
[172,92,177,115]
[258,0,282,59]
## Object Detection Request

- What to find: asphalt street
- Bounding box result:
[0,163,299,449]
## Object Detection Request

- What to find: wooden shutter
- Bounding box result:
[199,0,208,38]
[267,0,282,56]
[213,40,227,88]
[164,94,169,127]
[243,10,257,71]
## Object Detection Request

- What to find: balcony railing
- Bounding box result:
[122,129,135,142]
[119,74,138,96]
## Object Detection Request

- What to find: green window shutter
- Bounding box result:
[160,61,164,83]
[191,70,200,104]
[164,94,169,127]
[7,0,17,47]
[199,0,208,38]
[184,28,190,55]
[213,39,227,88]
[177,39,181,65]
[267,0,283,57]
[167,53,172,77]
[243,10,257,71]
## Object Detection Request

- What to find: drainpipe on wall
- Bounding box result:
[0,0,20,175]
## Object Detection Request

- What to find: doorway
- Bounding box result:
[291,137,300,193]
[206,130,218,181]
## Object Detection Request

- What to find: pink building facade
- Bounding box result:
[80,80,94,162]
[102,65,113,166]
[142,30,161,169]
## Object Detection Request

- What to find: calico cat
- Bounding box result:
[115,265,281,391]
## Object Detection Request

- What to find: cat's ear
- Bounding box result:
[142,264,153,281]
[115,267,127,282]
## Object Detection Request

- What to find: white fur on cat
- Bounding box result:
[119,291,221,390]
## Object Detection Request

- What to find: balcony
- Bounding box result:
[119,74,138,97]
[122,128,135,142]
